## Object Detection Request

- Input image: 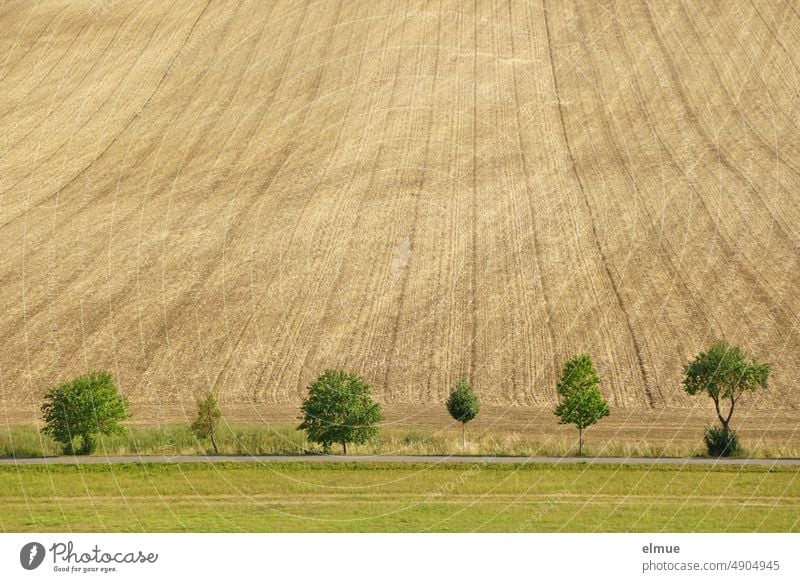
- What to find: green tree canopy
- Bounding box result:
[553,354,610,456]
[190,391,223,454]
[446,377,480,447]
[41,371,131,455]
[298,369,382,454]
[682,339,771,432]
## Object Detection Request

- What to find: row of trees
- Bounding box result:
[444,355,609,456]
[39,339,770,458]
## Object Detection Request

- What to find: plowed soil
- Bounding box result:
[1,1,798,428]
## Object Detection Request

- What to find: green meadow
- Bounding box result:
[1,462,797,532]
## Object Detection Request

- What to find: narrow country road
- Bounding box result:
[1,455,798,466]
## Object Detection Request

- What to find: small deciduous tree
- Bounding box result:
[298,369,382,454]
[41,371,131,455]
[446,377,480,448]
[683,339,770,456]
[190,391,222,454]
[553,354,610,456]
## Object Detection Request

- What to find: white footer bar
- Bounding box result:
[1,534,796,581]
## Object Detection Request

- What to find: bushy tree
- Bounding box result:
[553,354,610,456]
[298,369,382,454]
[41,371,131,455]
[446,377,480,447]
[190,391,222,454]
[683,339,770,456]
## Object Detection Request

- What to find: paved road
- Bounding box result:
[1,455,798,466]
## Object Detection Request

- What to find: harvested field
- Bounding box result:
[1,1,799,428]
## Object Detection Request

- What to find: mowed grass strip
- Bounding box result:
[0,463,798,532]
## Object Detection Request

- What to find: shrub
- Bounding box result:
[703,426,741,457]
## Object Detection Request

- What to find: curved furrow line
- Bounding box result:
[0,0,201,217]
[602,1,797,338]
[205,4,398,276]
[506,0,556,400]
[180,4,279,400]
[210,4,368,401]
[0,0,187,346]
[528,2,623,403]
[131,150,299,403]
[134,1,258,398]
[436,9,473,395]
[668,0,800,325]
[236,34,382,401]
[296,39,414,400]
[128,2,365,258]
[1,1,217,394]
[677,0,800,178]
[542,0,655,408]
[635,2,800,377]
[470,0,479,385]
[598,5,713,330]
[246,2,396,396]
[422,3,457,401]
[209,1,360,399]
[0,0,154,160]
[210,0,344,400]
[125,2,299,402]
[548,1,659,407]
[295,5,394,394]
[0,3,69,84]
[343,28,448,397]
[748,0,800,80]
[725,2,800,134]
[565,0,710,406]
[485,0,533,403]
[245,0,351,270]
[9,2,225,388]
[640,1,796,244]
[387,0,444,403]
[756,1,800,122]
[174,0,315,250]
[374,7,436,401]
[0,8,94,122]
[480,0,536,404]
[608,0,798,396]
[151,1,253,173]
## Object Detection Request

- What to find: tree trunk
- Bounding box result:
[462,423,466,448]
[578,427,583,457]
[713,396,730,431]
[723,395,736,432]
[342,441,347,455]
[81,434,94,455]
[210,431,219,455]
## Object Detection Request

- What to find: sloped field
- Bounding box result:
[1,0,799,423]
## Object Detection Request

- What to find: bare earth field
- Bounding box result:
[1,1,799,440]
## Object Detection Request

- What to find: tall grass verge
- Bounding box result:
[1,424,798,459]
